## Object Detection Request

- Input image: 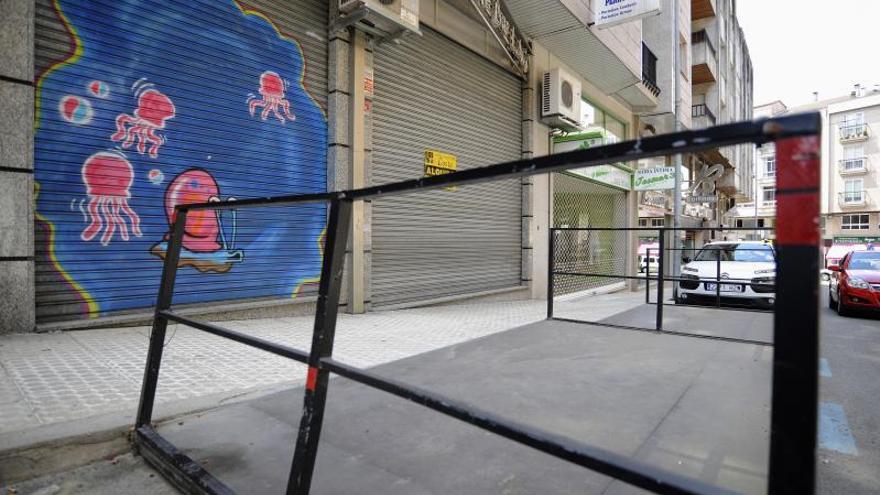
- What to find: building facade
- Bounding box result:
[637,0,754,253]
[2,0,756,332]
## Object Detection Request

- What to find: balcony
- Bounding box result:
[839,157,868,175]
[692,103,716,129]
[641,43,661,98]
[691,0,716,20]
[839,191,868,207]
[839,123,870,142]
[691,30,717,84]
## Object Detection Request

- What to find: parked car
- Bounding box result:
[828,250,880,316]
[639,254,658,273]
[677,241,776,308]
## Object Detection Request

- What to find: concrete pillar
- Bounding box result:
[0,0,35,333]
[347,30,368,314]
[523,53,552,300]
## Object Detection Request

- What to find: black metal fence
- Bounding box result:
[134,113,822,495]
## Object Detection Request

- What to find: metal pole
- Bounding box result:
[656,230,665,331]
[288,198,353,495]
[136,210,187,428]
[671,0,683,300]
[715,244,722,308]
[645,248,651,304]
[548,229,555,319]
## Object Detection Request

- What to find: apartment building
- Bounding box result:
[637,0,754,250]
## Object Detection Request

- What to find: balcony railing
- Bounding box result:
[839,191,868,207]
[839,157,868,175]
[691,30,717,84]
[839,123,870,142]
[692,103,716,121]
[641,43,660,98]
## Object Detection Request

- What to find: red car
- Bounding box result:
[829,250,880,316]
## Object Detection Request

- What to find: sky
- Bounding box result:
[737,0,880,109]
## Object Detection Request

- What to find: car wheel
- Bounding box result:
[828,288,837,309]
[836,290,850,317]
[821,273,830,282]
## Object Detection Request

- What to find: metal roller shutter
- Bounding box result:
[33,0,328,323]
[371,27,523,307]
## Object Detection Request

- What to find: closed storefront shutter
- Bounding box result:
[33,0,328,324]
[370,27,523,308]
[553,172,629,295]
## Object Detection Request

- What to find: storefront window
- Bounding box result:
[580,98,626,144]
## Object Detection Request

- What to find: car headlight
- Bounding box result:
[682,266,699,273]
[847,277,870,289]
[754,269,775,275]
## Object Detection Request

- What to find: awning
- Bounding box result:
[505,0,657,107]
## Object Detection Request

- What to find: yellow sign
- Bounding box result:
[424,149,457,191]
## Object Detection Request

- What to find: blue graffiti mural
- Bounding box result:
[35,0,327,315]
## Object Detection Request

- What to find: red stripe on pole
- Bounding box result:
[775,136,820,246]
[306,366,319,391]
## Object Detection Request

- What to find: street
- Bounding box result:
[817,288,880,494]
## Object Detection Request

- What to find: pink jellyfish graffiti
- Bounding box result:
[80,152,142,246]
[111,89,175,158]
[248,71,296,123]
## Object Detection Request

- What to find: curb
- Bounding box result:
[0,383,294,483]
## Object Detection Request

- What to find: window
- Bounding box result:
[638,218,648,227]
[841,112,866,139]
[762,187,776,204]
[842,214,870,230]
[764,156,776,177]
[651,218,665,227]
[736,219,743,228]
[842,145,865,171]
[579,99,626,145]
[679,34,688,79]
[843,179,864,202]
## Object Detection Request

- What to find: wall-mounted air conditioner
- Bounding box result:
[338,0,420,37]
[541,68,582,132]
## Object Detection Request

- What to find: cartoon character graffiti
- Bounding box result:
[111,83,176,158]
[248,71,296,123]
[149,169,244,273]
[80,151,143,246]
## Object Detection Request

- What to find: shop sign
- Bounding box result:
[424,149,457,191]
[471,0,529,75]
[570,164,632,191]
[641,190,668,208]
[594,0,662,29]
[634,167,675,190]
[833,236,880,244]
[686,163,724,203]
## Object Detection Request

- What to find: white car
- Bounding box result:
[677,241,776,307]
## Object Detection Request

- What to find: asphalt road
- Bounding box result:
[817,287,880,494]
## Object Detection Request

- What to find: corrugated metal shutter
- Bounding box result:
[33,0,328,323]
[371,27,522,307]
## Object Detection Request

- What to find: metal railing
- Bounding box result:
[839,122,870,141]
[134,113,822,495]
[692,103,717,125]
[839,190,868,206]
[642,42,661,97]
[692,29,717,57]
[550,227,777,341]
[839,157,868,174]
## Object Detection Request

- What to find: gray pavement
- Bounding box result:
[152,318,771,494]
[0,290,644,436]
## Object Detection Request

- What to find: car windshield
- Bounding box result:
[848,251,880,270]
[694,243,775,262]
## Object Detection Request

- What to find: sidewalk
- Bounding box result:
[0,290,646,436]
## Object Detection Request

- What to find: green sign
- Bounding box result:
[833,236,880,244]
[634,167,675,190]
[553,131,632,190]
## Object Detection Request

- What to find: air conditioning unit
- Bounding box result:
[338,0,420,37]
[541,68,582,132]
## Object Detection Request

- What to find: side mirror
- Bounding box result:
[682,257,692,263]
[828,265,840,272]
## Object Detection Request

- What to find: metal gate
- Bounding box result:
[371,26,523,307]
[553,172,629,295]
[33,0,328,323]
[133,113,823,495]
